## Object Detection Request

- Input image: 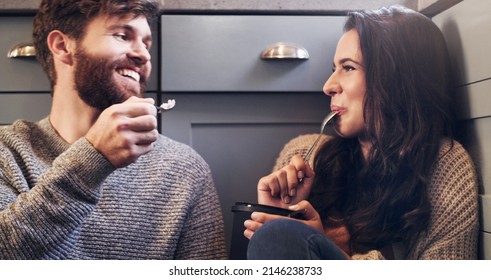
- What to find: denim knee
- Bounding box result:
[247,218,347,260]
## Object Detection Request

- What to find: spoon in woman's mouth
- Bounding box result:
[156,99,176,113]
[298,111,337,183]
[303,111,337,161]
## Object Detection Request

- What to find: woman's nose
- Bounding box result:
[323,73,341,97]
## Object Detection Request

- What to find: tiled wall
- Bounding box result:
[433,0,491,259]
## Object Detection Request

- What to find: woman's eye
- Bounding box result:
[343,65,355,71]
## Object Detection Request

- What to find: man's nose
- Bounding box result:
[128,41,151,65]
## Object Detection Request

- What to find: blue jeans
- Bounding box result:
[247,219,348,260]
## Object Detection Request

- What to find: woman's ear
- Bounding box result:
[47,30,75,65]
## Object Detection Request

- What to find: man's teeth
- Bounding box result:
[118,69,140,82]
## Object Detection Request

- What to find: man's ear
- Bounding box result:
[47,30,76,65]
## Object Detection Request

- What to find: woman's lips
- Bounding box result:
[330,105,346,115]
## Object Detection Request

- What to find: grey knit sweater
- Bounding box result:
[273,134,479,260]
[0,118,227,259]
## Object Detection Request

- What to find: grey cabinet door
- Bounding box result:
[159,92,332,256]
[161,15,346,92]
[0,93,51,125]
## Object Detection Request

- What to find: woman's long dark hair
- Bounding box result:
[310,6,454,252]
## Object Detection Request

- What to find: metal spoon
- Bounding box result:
[298,111,337,183]
[303,111,337,161]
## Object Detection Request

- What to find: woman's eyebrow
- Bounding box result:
[337,57,363,66]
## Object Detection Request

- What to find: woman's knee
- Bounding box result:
[247,219,347,260]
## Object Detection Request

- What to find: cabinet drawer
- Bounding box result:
[0,17,50,92]
[161,15,346,92]
[0,17,158,92]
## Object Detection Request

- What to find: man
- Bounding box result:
[0,0,226,259]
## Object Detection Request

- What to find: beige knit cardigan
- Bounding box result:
[272,134,479,260]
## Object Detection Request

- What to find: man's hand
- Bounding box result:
[85,96,158,168]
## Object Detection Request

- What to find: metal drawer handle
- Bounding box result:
[7,42,36,58]
[260,42,309,60]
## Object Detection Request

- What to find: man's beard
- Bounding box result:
[73,47,148,111]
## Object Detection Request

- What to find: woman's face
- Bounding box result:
[323,29,366,139]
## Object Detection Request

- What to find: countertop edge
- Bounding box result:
[0,0,460,17]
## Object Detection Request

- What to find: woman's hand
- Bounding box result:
[244,200,324,240]
[257,155,315,208]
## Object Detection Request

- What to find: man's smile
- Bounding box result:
[117,68,141,82]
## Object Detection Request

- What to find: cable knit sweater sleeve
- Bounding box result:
[272,134,331,172]
[407,140,479,259]
[272,134,479,260]
[0,125,115,259]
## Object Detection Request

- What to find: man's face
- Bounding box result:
[73,14,152,111]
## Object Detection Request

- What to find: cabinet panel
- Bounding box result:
[161,15,345,92]
[455,79,491,120]
[0,17,50,91]
[193,123,320,253]
[0,93,51,125]
[159,92,330,254]
[457,117,491,197]
[480,232,491,260]
[482,195,491,233]
[0,92,157,126]
[433,0,491,86]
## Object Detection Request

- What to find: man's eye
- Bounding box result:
[114,33,128,40]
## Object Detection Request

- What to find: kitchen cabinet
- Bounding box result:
[161,15,345,92]
[160,15,345,257]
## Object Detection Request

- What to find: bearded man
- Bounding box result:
[0,0,226,259]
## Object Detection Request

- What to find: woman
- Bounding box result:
[244,6,479,260]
